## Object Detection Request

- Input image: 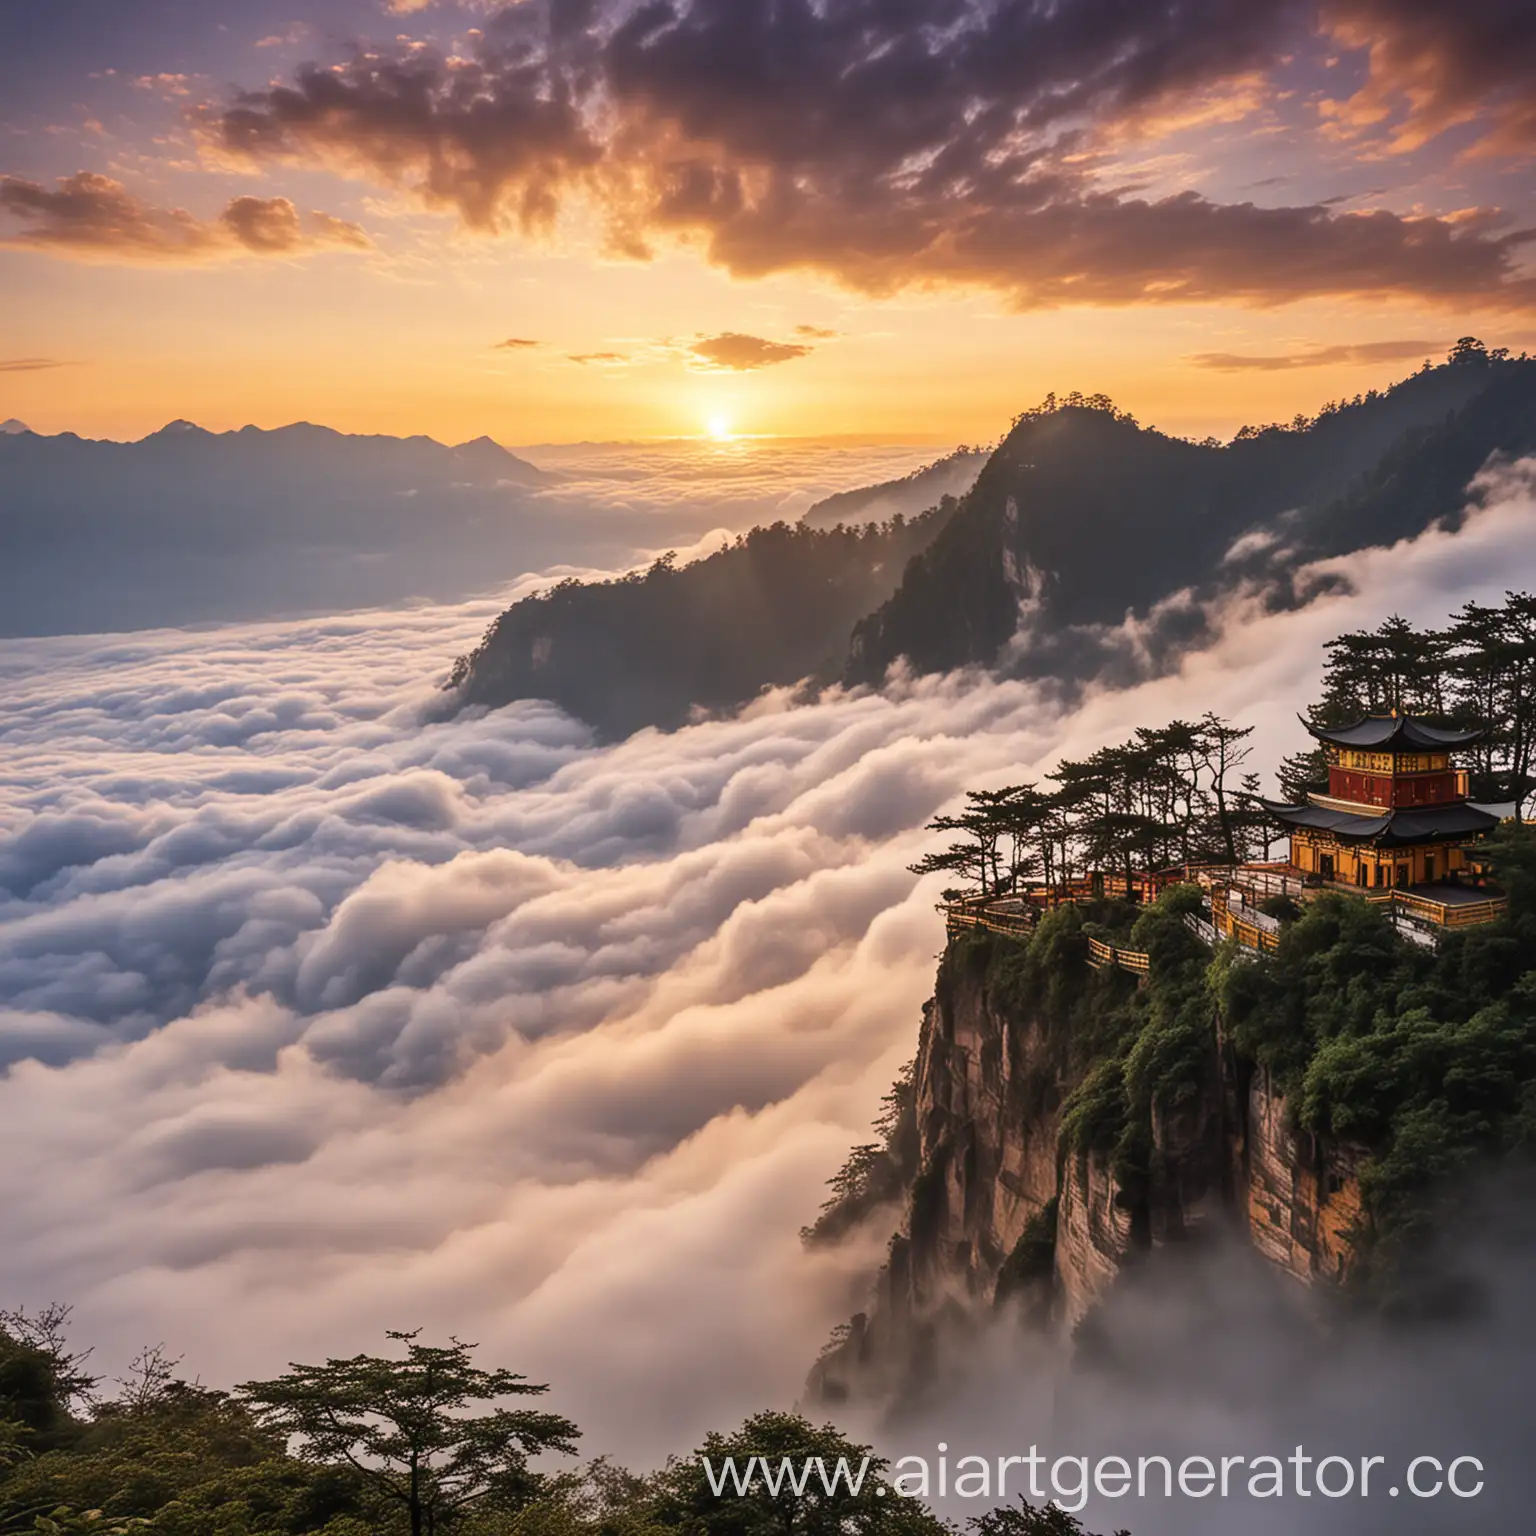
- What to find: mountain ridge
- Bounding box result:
[845,346,1525,685]
[450,342,1536,733]
[0,418,550,485]
[799,446,987,530]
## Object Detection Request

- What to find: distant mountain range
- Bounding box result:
[1,422,595,635]
[451,342,1536,735]
[2,418,548,524]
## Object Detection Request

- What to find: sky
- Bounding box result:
[1,0,1533,444]
[1,453,1534,1476]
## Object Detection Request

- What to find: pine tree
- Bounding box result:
[238,1332,580,1536]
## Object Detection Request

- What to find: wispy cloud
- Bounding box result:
[0,357,69,373]
[689,333,813,371]
[1187,339,1444,371]
[1323,0,1536,155]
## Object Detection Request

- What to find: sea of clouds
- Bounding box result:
[1,457,1534,1474]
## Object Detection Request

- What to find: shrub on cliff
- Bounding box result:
[1055,886,1218,1189]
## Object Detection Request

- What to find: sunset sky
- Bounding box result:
[2,0,1533,444]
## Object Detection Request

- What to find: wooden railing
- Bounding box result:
[1386,888,1508,928]
[1087,936,1150,975]
[1212,903,1281,953]
[944,899,1150,973]
[943,900,1038,939]
[945,858,1507,962]
[1183,912,1220,947]
[1186,862,1309,902]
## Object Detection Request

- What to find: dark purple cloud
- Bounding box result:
[0,171,369,262]
[202,0,1536,309]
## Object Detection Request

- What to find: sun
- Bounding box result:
[706,412,734,441]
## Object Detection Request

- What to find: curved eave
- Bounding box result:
[1298,712,1486,751]
[1262,798,1499,846]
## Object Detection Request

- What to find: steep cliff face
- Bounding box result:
[1244,1065,1363,1287]
[1055,1150,1135,1331]
[807,928,1365,1405]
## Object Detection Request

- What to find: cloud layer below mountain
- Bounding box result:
[0,458,1533,1465]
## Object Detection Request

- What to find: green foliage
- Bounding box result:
[1058,1054,1132,1160]
[957,905,1149,1160]
[30,1510,149,1535]
[1215,825,1536,1265]
[236,1332,580,1536]
[969,1496,1128,1536]
[1053,888,1218,1184]
[909,716,1260,907]
[802,1063,919,1246]
[1,1320,1076,1536]
[1301,1002,1536,1245]
[0,1378,368,1536]
[0,1307,97,1455]
[649,1411,943,1536]
[1218,892,1411,1091]
[994,1200,1059,1306]
[983,905,1100,1033]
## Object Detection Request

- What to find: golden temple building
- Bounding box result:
[1264,714,1500,891]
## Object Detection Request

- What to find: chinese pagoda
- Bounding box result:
[1264,713,1500,890]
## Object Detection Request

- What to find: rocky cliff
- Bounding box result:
[807,915,1366,1405]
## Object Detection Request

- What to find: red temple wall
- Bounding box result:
[1327,768,1460,808]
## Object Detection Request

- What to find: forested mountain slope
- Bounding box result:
[450,513,954,738]
[846,344,1532,684]
[799,447,987,530]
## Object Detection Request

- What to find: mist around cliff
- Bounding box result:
[855,1176,1536,1534]
[0,458,1534,1476]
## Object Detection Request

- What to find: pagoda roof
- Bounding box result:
[1301,713,1484,751]
[1261,798,1500,847]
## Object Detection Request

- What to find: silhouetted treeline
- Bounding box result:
[799,445,987,529]
[450,512,954,738]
